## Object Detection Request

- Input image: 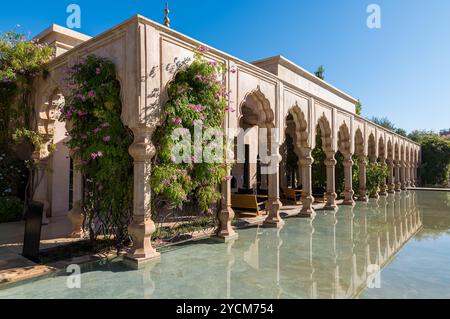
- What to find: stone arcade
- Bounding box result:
[30,15,421,268]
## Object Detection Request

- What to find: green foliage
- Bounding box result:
[0,196,23,223]
[151,47,230,212]
[315,65,325,80]
[366,162,388,195]
[355,100,362,116]
[59,55,134,243]
[0,31,53,146]
[370,116,408,137]
[0,150,27,198]
[370,117,396,131]
[419,135,450,186]
[0,30,53,210]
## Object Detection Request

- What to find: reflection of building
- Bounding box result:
[29,16,420,266]
[236,192,422,299]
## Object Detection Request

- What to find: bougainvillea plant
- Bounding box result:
[0,30,53,220]
[59,55,133,243]
[152,47,232,213]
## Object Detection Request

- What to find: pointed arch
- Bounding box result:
[239,87,275,129]
[316,113,333,152]
[387,140,394,161]
[338,122,351,155]
[354,128,365,157]
[285,103,309,150]
[368,133,376,160]
[378,136,386,160]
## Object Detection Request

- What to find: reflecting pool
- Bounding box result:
[0,191,449,299]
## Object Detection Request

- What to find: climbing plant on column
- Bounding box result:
[152,47,231,214]
[59,55,133,244]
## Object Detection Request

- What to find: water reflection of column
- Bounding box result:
[142,260,160,299]
[226,238,236,299]
[308,217,317,298]
[386,194,395,256]
[276,227,283,298]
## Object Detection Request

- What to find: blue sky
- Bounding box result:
[1,0,449,133]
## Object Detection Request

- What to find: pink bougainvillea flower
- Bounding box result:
[87,90,96,98]
[91,152,98,160]
[103,135,111,142]
[170,118,182,125]
[100,122,110,128]
[190,104,205,112]
[207,61,217,67]
[197,45,209,54]
[93,128,101,134]
[230,67,237,74]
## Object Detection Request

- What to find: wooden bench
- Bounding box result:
[282,188,302,204]
[231,194,267,216]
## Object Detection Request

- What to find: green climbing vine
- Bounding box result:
[0,30,53,222]
[151,46,231,213]
[59,55,134,244]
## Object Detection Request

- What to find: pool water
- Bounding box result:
[0,191,449,299]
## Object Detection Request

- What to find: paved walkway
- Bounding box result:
[0,216,81,285]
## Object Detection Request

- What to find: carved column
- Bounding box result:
[357,157,368,202]
[342,153,355,206]
[324,151,338,211]
[264,150,285,228]
[405,162,411,188]
[387,159,395,193]
[400,160,407,190]
[299,148,315,217]
[394,161,402,192]
[410,163,416,187]
[125,128,160,268]
[67,151,84,238]
[379,160,388,196]
[216,165,238,242]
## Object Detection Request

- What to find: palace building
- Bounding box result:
[30,15,420,267]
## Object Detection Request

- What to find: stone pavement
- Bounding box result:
[0,216,80,285]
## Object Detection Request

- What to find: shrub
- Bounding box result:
[418,135,450,186]
[0,196,23,223]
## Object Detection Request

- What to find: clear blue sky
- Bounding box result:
[1,0,449,133]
